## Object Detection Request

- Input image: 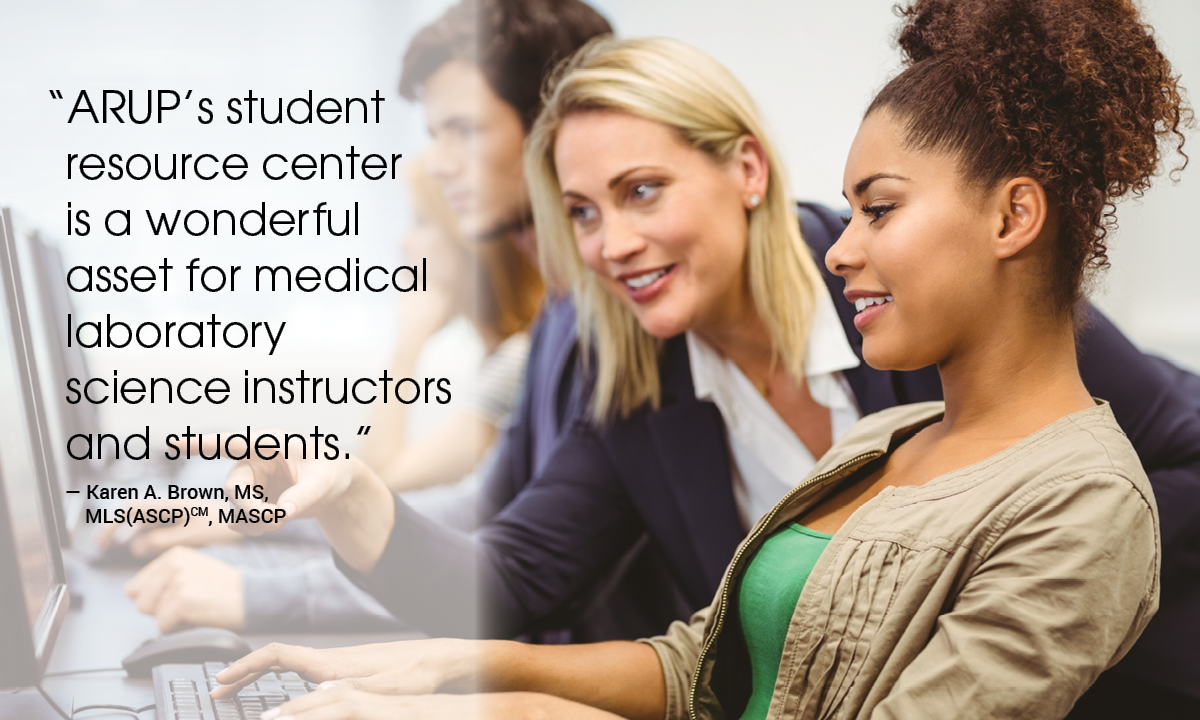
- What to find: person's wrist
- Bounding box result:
[507,692,610,720]
[431,638,485,691]
[348,456,393,516]
[474,640,537,693]
[312,456,371,519]
[316,457,394,574]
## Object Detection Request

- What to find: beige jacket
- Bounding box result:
[644,402,1159,720]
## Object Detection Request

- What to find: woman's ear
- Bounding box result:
[734,136,769,209]
[993,177,1048,259]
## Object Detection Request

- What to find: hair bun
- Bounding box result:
[876,0,1192,308]
[894,0,1189,199]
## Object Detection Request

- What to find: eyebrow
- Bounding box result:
[607,165,665,190]
[560,165,668,199]
[842,172,911,200]
[428,115,472,134]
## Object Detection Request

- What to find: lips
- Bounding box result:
[444,191,471,211]
[852,294,893,330]
[625,266,670,289]
[618,264,676,303]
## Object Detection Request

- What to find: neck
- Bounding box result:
[936,311,1093,441]
[693,292,775,381]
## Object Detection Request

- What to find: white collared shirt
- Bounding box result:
[687,291,862,529]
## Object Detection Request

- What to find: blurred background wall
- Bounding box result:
[0,0,1195,445]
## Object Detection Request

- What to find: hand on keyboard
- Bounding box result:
[126,546,244,632]
[210,638,479,699]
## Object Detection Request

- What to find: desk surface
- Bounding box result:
[28,553,414,719]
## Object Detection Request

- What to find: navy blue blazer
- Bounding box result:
[351,203,1200,701]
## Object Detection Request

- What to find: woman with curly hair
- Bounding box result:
[212,0,1190,717]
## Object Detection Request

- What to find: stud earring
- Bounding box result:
[749,193,761,208]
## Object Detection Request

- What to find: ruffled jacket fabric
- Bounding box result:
[643,402,1159,720]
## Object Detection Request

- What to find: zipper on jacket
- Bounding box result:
[686,450,883,720]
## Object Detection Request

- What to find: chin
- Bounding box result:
[861,340,928,373]
[455,214,485,239]
[632,309,689,340]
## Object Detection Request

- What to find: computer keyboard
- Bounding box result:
[153,661,315,720]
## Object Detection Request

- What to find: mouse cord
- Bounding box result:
[34,684,71,719]
[37,683,153,718]
[70,705,154,717]
[42,668,125,678]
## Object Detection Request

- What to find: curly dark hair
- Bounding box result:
[867,0,1192,313]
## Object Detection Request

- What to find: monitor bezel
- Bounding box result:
[0,208,69,688]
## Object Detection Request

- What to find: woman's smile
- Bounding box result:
[848,292,895,330]
[617,263,678,302]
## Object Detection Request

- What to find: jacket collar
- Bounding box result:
[649,335,749,594]
[751,402,944,539]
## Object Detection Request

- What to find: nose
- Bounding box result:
[825,218,865,279]
[425,134,462,182]
[600,214,646,264]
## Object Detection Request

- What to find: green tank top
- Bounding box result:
[736,523,832,720]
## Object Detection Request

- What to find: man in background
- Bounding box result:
[123,0,614,637]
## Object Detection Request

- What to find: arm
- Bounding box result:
[244,690,628,719]
[870,472,1158,719]
[352,423,649,638]
[223,422,648,638]
[482,640,666,720]
[213,638,665,720]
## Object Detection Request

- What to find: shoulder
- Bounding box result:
[942,404,1160,563]
[483,330,531,369]
[1017,403,1156,512]
[1034,405,1149,484]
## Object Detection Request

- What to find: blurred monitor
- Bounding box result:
[19,220,103,530]
[28,233,102,478]
[0,209,69,688]
[0,209,73,543]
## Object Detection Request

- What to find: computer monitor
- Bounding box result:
[0,209,69,689]
[27,232,102,482]
[0,207,71,544]
[7,213,101,533]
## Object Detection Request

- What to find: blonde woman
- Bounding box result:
[216,21,1196,719]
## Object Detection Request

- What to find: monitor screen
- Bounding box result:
[0,328,58,632]
[29,234,101,484]
[9,213,96,529]
[0,208,68,687]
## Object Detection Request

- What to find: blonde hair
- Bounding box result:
[406,160,544,343]
[525,36,824,421]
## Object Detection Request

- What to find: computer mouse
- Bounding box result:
[122,627,253,678]
[87,538,150,568]
[82,524,152,568]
